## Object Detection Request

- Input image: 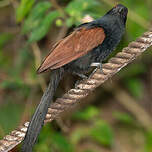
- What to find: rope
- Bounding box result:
[0,29,152,152]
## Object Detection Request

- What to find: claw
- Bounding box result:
[90,62,104,78]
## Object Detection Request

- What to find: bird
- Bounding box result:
[22,4,128,152]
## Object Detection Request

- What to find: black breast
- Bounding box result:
[92,18,125,62]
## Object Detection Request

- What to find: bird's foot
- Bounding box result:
[74,63,104,88]
[89,62,104,78]
[73,72,88,88]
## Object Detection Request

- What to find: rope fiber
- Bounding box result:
[0,29,152,152]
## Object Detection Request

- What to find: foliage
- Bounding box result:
[22,1,52,34]
[35,125,74,152]
[16,0,35,22]
[90,120,114,147]
[113,111,134,125]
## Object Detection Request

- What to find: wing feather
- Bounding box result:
[37,27,105,73]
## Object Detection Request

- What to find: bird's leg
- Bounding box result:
[73,72,88,79]
[89,62,104,78]
[73,72,88,88]
[74,63,103,88]
[91,62,103,72]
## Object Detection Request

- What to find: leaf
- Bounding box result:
[70,128,89,144]
[66,0,98,16]
[144,131,152,152]
[65,0,85,17]
[22,1,51,34]
[83,150,98,152]
[90,120,114,147]
[113,111,134,124]
[28,11,59,42]
[16,0,35,22]
[56,19,64,27]
[0,33,13,49]
[65,0,87,26]
[120,63,146,78]
[125,78,143,99]
[51,133,74,152]
[36,125,74,152]
[72,106,100,121]
[0,78,30,96]
[65,0,100,26]
[0,102,23,134]
[35,125,53,152]
[0,79,24,90]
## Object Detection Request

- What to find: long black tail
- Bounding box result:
[22,68,64,152]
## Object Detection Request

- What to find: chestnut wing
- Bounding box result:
[37,27,105,73]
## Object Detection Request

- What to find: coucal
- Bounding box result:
[22,4,128,152]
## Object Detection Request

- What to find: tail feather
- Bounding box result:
[22,68,64,152]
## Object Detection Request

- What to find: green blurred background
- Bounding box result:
[0,0,152,151]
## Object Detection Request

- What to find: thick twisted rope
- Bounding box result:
[0,29,152,152]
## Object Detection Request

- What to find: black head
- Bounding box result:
[107,4,128,25]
